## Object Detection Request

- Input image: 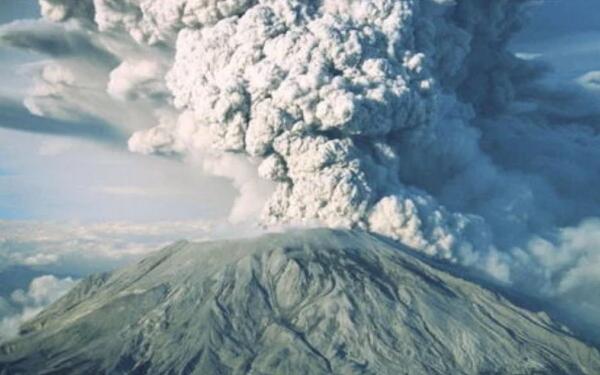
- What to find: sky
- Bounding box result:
[0,0,599,341]
[0,0,240,339]
[514,0,600,82]
[0,1,235,222]
[0,0,596,223]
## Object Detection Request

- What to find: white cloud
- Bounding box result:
[123,0,525,269]
[0,219,215,273]
[0,217,269,340]
[21,252,60,266]
[195,152,275,224]
[11,275,76,306]
[39,0,93,23]
[0,275,77,342]
[526,219,600,296]
[578,71,600,91]
[0,217,272,278]
[0,0,599,334]
[107,59,169,101]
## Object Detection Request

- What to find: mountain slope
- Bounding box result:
[1,229,599,375]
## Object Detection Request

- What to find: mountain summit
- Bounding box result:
[1,229,599,374]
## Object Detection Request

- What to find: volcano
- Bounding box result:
[1,229,599,374]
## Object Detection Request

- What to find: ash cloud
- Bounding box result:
[3,0,600,332]
[129,0,525,267]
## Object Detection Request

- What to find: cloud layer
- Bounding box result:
[0,220,217,275]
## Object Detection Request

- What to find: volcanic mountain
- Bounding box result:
[1,229,599,374]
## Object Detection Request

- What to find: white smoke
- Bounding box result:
[126,0,519,269]
[2,0,600,332]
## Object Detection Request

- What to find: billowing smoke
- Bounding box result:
[2,0,600,332]
[125,0,526,270]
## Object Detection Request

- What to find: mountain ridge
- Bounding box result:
[1,229,599,374]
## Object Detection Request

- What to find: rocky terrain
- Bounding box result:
[1,229,599,374]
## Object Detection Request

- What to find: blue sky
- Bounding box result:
[0,130,234,220]
[515,0,600,43]
[514,1,600,83]
[0,127,234,221]
[0,1,38,23]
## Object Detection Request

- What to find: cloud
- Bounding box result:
[578,71,600,91]
[107,59,169,101]
[0,17,174,140]
[2,0,600,334]
[10,274,76,306]
[0,97,124,142]
[114,0,600,331]
[39,0,93,23]
[196,152,275,224]
[0,218,273,276]
[0,275,77,342]
[0,19,114,62]
[525,219,600,297]
[20,253,60,266]
[127,0,524,266]
[508,219,600,332]
[0,218,267,340]
[0,220,216,275]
